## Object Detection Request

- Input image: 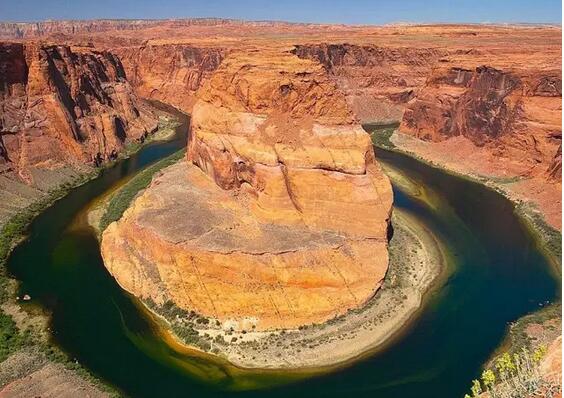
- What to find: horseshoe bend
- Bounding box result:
[100,50,394,331]
[0,11,560,398]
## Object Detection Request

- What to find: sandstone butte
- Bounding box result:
[100,50,394,330]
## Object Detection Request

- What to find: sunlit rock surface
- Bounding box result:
[101,50,393,331]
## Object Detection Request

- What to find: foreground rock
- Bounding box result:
[101,50,393,331]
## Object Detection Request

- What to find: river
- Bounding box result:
[5,110,559,398]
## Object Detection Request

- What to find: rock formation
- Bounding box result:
[0,42,158,184]
[548,144,562,181]
[113,45,225,112]
[400,65,562,175]
[101,50,393,331]
[292,44,445,123]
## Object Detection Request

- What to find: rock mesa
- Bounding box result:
[101,50,393,331]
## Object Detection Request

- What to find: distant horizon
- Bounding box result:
[0,16,562,27]
[0,0,561,25]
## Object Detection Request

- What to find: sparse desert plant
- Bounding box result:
[466,345,561,398]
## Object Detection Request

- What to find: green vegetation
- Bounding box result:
[364,123,398,149]
[465,345,560,398]
[0,311,27,362]
[112,116,181,163]
[144,298,213,351]
[0,172,97,273]
[516,202,562,273]
[502,303,561,356]
[99,149,185,231]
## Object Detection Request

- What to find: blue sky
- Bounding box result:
[0,0,561,24]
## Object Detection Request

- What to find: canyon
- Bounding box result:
[0,41,158,224]
[0,18,560,397]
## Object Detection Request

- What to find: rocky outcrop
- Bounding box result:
[292,44,445,123]
[113,45,225,112]
[101,50,393,331]
[0,42,158,184]
[400,65,562,174]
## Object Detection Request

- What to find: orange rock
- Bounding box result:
[541,335,562,388]
[101,50,393,331]
[113,45,225,113]
[0,42,158,184]
[400,65,562,178]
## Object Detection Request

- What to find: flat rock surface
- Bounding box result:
[102,161,390,331]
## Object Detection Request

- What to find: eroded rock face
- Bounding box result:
[113,45,225,112]
[400,65,562,173]
[101,50,393,331]
[292,44,445,123]
[548,144,562,181]
[0,42,158,184]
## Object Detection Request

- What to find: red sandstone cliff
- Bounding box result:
[400,65,562,177]
[112,45,225,112]
[292,44,445,122]
[0,42,158,185]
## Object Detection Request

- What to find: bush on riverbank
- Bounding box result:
[144,298,213,351]
[465,345,560,398]
[504,303,561,357]
[0,311,27,362]
[516,202,562,272]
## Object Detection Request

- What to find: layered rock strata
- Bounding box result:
[101,50,393,331]
[113,45,225,112]
[292,44,445,123]
[400,65,562,177]
[0,42,158,184]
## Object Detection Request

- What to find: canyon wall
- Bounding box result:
[292,44,445,123]
[0,42,158,185]
[101,50,393,331]
[400,65,562,176]
[0,19,317,39]
[112,45,225,112]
